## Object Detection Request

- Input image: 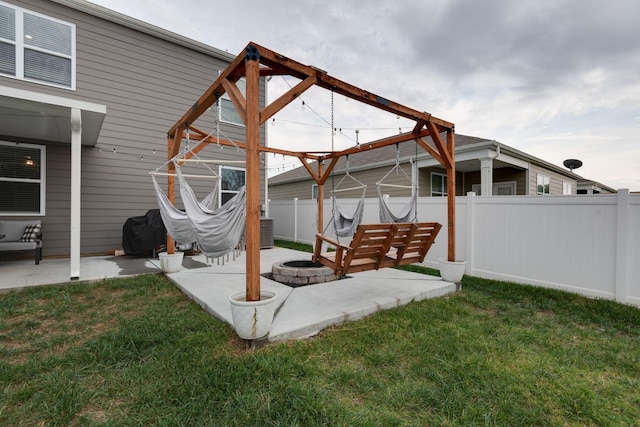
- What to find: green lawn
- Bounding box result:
[1,262,639,425]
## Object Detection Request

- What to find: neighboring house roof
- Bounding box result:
[268,133,585,186]
[51,0,235,62]
[577,179,617,194]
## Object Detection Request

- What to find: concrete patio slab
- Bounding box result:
[163,247,456,342]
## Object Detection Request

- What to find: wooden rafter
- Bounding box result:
[221,79,246,125]
[260,75,317,125]
[426,121,452,169]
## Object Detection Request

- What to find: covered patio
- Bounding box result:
[0,86,106,280]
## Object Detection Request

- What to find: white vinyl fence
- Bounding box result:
[269,190,639,307]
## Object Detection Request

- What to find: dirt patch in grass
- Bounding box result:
[1,284,180,363]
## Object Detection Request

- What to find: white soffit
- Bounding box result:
[0,86,106,145]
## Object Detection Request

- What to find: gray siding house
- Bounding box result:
[268,134,592,200]
[0,0,266,276]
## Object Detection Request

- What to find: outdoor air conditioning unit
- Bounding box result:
[260,217,274,248]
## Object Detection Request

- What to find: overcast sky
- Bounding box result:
[90,0,640,190]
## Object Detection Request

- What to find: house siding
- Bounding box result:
[1,0,265,256]
[529,164,574,196]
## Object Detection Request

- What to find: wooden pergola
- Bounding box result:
[167,42,456,302]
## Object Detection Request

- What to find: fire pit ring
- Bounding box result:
[271,259,337,287]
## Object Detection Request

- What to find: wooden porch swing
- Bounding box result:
[166,42,457,301]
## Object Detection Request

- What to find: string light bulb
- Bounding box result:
[301,100,306,110]
[271,118,275,126]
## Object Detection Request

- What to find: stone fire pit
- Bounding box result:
[271,260,337,287]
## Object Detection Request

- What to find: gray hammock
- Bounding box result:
[330,193,366,237]
[377,184,417,223]
[175,165,246,259]
[151,173,219,245]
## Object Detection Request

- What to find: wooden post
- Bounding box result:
[245,46,261,302]
[166,133,178,255]
[317,161,324,235]
[446,130,456,261]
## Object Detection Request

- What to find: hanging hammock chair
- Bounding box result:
[376,144,418,223]
[330,190,366,237]
[377,184,417,223]
[150,172,220,244]
[326,156,367,237]
[173,162,246,259]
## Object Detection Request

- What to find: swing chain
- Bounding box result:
[330,87,338,242]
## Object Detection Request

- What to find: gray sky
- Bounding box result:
[90,0,640,190]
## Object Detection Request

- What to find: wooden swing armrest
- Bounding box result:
[315,233,351,252]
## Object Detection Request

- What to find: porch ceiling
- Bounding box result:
[0,86,106,145]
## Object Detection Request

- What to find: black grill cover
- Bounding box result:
[122,209,167,256]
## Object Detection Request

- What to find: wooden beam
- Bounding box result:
[318,158,339,185]
[245,49,261,302]
[260,75,317,125]
[221,79,247,126]
[168,50,246,138]
[324,128,432,160]
[185,125,323,160]
[426,121,452,169]
[251,42,454,130]
[299,159,321,184]
[415,137,444,165]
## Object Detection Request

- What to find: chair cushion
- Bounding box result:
[20,224,41,242]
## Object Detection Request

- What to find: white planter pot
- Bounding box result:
[438,258,466,284]
[229,291,278,340]
[158,251,184,273]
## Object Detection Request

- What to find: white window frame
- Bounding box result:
[0,1,76,90]
[0,141,46,216]
[219,165,246,207]
[563,181,573,195]
[311,184,318,200]
[537,174,550,195]
[219,78,245,126]
[472,181,517,196]
[430,172,447,197]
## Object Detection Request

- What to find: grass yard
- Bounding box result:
[1,261,639,425]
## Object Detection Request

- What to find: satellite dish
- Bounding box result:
[563,159,583,172]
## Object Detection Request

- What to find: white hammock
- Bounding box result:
[377,184,417,223]
[150,173,219,245]
[175,165,246,259]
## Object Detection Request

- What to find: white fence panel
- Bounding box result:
[267,191,639,306]
[626,196,640,306]
[471,195,618,300]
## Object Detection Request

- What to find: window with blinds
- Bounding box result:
[0,1,75,89]
[0,141,46,215]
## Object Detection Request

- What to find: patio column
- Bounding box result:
[480,157,493,196]
[70,108,82,279]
